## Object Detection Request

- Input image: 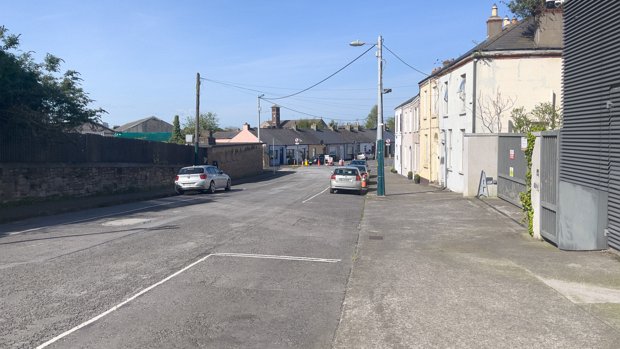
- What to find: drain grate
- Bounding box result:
[368,235,384,240]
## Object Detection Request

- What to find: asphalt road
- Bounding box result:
[0,166,362,348]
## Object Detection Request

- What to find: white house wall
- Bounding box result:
[437,62,474,193]
[476,56,562,133]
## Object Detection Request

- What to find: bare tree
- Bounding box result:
[477,89,516,133]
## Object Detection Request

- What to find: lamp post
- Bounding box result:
[257,94,264,143]
[351,35,386,196]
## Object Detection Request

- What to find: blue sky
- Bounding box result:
[2,1,512,129]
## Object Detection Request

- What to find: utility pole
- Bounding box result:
[257,94,264,143]
[376,35,385,196]
[195,72,200,165]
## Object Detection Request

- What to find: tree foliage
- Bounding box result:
[181,112,221,136]
[169,115,184,144]
[386,116,395,131]
[510,102,562,133]
[365,105,378,129]
[328,119,338,129]
[0,26,105,137]
[295,119,323,130]
[502,0,545,19]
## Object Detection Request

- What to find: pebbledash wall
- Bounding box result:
[0,134,262,205]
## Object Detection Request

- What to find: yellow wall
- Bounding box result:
[418,78,440,183]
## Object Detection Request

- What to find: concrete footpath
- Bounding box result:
[334,170,620,348]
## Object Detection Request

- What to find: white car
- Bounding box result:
[175,165,231,194]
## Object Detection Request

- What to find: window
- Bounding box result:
[424,133,429,167]
[414,106,419,132]
[458,74,466,114]
[443,81,449,116]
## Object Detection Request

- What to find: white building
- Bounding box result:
[432,5,563,193]
[394,95,420,177]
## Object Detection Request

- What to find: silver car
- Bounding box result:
[175,165,231,194]
[330,166,364,195]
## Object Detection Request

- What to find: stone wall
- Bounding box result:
[0,143,263,205]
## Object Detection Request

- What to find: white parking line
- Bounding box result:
[36,253,214,349]
[35,251,339,348]
[302,187,329,204]
[213,252,341,263]
[8,197,206,236]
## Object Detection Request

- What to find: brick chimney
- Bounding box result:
[242,122,250,131]
[487,4,503,38]
[271,105,281,128]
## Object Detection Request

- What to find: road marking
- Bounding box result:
[8,197,206,236]
[302,187,329,203]
[36,253,214,349]
[213,252,341,263]
[36,251,339,347]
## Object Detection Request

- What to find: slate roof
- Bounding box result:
[252,127,389,146]
[422,11,563,82]
[115,116,173,132]
[213,130,240,139]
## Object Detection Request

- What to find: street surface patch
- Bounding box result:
[101,218,150,227]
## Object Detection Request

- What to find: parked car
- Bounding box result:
[349,164,369,179]
[349,160,370,173]
[356,152,367,160]
[175,165,231,194]
[330,166,364,195]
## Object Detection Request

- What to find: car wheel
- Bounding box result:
[330,188,335,194]
[207,181,216,194]
[225,179,231,191]
[175,188,184,195]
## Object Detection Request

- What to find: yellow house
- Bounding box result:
[418,76,440,184]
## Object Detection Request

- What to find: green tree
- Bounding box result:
[169,114,184,144]
[502,0,546,19]
[386,116,395,131]
[182,112,221,136]
[0,26,105,137]
[365,105,378,129]
[510,102,562,133]
[329,119,338,129]
[295,119,323,129]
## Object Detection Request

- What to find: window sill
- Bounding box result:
[459,112,466,116]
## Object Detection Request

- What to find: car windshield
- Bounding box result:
[178,167,204,175]
[334,168,358,176]
[350,160,365,165]
[353,165,366,172]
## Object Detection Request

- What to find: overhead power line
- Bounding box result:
[264,44,376,100]
[383,44,428,77]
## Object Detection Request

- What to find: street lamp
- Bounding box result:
[257,94,264,143]
[350,35,386,196]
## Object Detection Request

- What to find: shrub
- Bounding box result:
[414,174,421,184]
[407,171,413,180]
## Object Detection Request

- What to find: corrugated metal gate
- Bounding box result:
[540,131,559,244]
[498,134,527,207]
[608,87,620,250]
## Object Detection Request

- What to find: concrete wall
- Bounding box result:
[463,134,498,197]
[0,143,262,205]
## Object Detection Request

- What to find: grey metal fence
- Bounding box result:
[497,134,527,207]
[540,131,559,244]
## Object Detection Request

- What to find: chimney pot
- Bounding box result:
[503,16,510,28]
